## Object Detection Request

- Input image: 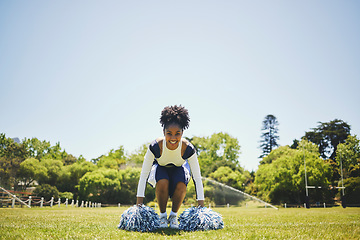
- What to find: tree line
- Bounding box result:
[1,117,359,205]
[0,132,250,205]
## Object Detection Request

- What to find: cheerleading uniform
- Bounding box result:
[136,138,205,200]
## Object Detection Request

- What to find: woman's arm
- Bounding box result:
[136,148,155,200]
[187,153,205,203]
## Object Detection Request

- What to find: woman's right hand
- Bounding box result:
[197,200,205,207]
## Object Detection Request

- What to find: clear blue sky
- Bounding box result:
[1,1,359,171]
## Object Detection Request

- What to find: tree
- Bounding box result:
[96,146,126,169]
[336,135,360,178]
[209,166,246,190]
[60,191,74,200]
[343,177,360,204]
[303,119,351,160]
[23,138,77,165]
[336,135,360,204]
[191,132,242,176]
[78,168,122,203]
[0,134,29,189]
[117,167,154,204]
[18,158,47,189]
[127,144,148,167]
[38,158,64,186]
[33,184,59,201]
[57,160,96,199]
[259,115,279,159]
[62,154,78,166]
[97,158,119,170]
[290,139,299,149]
[23,138,51,160]
[254,140,332,204]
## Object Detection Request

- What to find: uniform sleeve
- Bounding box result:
[136,147,155,198]
[187,153,205,200]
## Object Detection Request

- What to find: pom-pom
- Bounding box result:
[179,206,224,231]
[118,204,160,232]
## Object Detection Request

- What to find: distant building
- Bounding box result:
[11,137,21,143]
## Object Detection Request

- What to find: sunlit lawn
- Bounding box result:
[0,206,359,239]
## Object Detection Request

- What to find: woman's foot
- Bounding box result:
[168,215,179,229]
[159,215,168,228]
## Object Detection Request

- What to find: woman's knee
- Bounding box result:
[175,182,187,192]
[156,179,169,192]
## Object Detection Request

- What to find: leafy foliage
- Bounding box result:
[336,135,360,178]
[33,184,60,201]
[57,160,97,199]
[255,140,332,204]
[117,167,142,204]
[0,134,29,189]
[59,191,74,200]
[38,158,64,186]
[209,166,245,190]
[191,132,241,176]
[97,146,127,169]
[335,135,360,203]
[343,177,360,204]
[78,168,122,203]
[127,144,148,167]
[18,158,47,188]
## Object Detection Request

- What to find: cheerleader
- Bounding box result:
[136,105,205,229]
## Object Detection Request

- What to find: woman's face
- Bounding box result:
[163,123,183,150]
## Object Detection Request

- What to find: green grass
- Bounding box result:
[0,206,359,239]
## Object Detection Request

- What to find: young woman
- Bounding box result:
[136,105,205,229]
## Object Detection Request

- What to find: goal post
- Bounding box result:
[303,150,346,209]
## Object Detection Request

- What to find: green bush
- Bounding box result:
[33,184,59,201]
[344,177,360,204]
[60,192,74,200]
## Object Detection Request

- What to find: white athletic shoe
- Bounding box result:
[168,215,179,229]
[159,215,168,228]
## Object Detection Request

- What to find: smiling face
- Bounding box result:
[163,123,183,150]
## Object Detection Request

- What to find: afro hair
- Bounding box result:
[160,105,190,130]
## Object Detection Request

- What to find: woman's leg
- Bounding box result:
[171,182,187,213]
[156,179,169,213]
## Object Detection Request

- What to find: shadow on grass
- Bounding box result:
[118,227,221,236]
[118,228,184,236]
[152,228,182,236]
[151,228,220,236]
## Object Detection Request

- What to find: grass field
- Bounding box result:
[0,206,359,239]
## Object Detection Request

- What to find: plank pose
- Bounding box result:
[136,105,205,229]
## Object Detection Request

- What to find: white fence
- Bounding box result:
[23,196,102,208]
[0,186,101,208]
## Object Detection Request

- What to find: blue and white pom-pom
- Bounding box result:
[118,204,160,232]
[179,206,224,231]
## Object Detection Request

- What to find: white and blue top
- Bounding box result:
[136,138,205,200]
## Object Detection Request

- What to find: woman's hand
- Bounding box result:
[136,197,144,206]
[197,200,205,207]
